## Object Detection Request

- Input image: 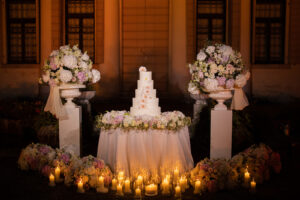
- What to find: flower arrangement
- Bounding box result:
[72,155,112,190]
[190,143,281,193]
[18,143,112,188]
[95,110,191,131]
[40,45,101,86]
[188,42,250,94]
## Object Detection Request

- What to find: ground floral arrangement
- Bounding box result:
[18,143,281,197]
[18,143,112,190]
[95,110,191,131]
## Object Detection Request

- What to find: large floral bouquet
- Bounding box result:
[95,110,191,131]
[40,45,100,86]
[72,155,112,189]
[188,42,250,94]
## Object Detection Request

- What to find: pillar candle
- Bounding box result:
[99,176,104,188]
[135,187,142,198]
[194,180,201,194]
[244,170,250,182]
[116,183,123,196]
[174,185,181,198]
[49,173,55,187]
[111,178,117,190]
[161,178,170,195]
[55,166,61,182]
[250,179,256,193]
[174,168,179,181]
[77,179,84,193]
[124,178,131,193]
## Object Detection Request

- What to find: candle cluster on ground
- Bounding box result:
[47,166,258,197]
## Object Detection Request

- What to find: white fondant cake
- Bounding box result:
[130,66,161,116]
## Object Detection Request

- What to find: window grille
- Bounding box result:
[6,0,37,64]
[196,0,226,52]
[65,0,95,61]
[253,0,286,64]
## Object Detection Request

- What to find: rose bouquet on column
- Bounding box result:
[39,45,101,118]
[188,42,250,110]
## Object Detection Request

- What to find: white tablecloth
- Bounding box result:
[97,127,194,177]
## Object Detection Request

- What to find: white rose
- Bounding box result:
[60,45,71,53]
[62,55,77,69]
[206,46,215,54]
[188,82,200,95]
[79,61,88,70]
[50,50,59,57]
[82,52,90,61]
[204,78,218,91]
[59,69,73,83]
[219,45,233,57]
[235,74,247,88]
[210,63,218,74]
[197,50,206,61]
[139,66,147,72]
[92,69,101,83]
[42,71,50,83]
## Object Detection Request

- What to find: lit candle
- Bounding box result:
[194,180,201,194]
[145,184,158,196]
[77,179,84,193]
[55,166,61,182]
[49,173,55,187]
[174,185,181,198]
[250,179,256,193]
[135,175,143,189]
[179,176,187,192]
[116,183,124,196]
[135,187,142,198]
[99,176,104,188]
[174,168,179,181]
[161,178,170,195]
[111,178,117,191]
[244,169,250,182]
[118,172,124,183]
[166,174,171,182]
[124,178,131,193]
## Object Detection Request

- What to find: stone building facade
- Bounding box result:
[0,0,299,100]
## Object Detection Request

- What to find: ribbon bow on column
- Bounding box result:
[230,72,251,111]
[44,86,68,119]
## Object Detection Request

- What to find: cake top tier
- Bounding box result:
[139,66,152,81]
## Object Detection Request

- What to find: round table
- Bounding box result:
[97,126,194,177]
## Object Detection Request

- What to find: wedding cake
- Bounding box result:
[130,66,161,116]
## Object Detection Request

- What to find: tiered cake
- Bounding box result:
[130,66,161,116]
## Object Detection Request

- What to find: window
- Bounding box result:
[65,0,95,61]
[253,0,286,64]
[196,0,226,52]
[6,0,39,64]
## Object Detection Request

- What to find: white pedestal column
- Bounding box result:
[210,110,232,159]
[59,105,82,156]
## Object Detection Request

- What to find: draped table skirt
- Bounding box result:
[97,127,194,177]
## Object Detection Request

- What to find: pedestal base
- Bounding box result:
[59,105,82,156]
[210,110,232,159]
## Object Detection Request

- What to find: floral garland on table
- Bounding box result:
[188,42,250,94]
[18,143,112,189]
[190,143,281,194]
[39,44,100,86]
[95,110,191,131]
